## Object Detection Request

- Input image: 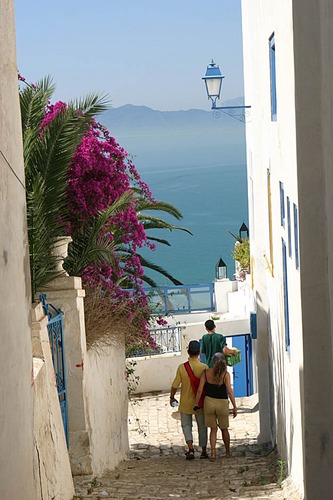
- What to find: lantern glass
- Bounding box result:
[239,222,249,239]
[202,60,224,101]
[205,78,222,99]
[215,258,227,280]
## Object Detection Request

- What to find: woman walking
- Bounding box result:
[194,352,237,460]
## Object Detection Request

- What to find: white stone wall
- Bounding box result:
[85,343,129,474]
[292,2,333,497]
[241,0,333,497]
[0,1,35,498]
[31,303,74,500]
[42,276,129,476]
[241,0,303,491]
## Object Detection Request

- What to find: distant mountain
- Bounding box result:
[101,98,246,133]
[98,100,246,170]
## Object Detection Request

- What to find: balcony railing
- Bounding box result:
[145,283,215,315]
[128,326,181,357]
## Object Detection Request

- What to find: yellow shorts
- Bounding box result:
[204,396,229,429]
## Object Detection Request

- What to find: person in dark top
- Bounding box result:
[201,319,238,368]
[194,352,237,460]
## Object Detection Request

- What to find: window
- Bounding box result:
[282,239,290,350]
[279,181,285,227]
[266,169,274,275]
[293,203,299,269]
[287,197,292,257]
[269,34,277,121]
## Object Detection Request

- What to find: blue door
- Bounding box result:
[230,335,253,397]
[200,334,252,397]
[40,293,69,445]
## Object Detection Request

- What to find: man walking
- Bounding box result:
[170,340,208,460]
[201,319,238,368]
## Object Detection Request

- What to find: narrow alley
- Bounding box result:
[74,393,301,499]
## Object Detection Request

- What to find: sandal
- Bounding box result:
[200,451,209,459]
[185,449,195,460]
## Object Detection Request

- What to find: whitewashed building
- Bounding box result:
[241,1,333,498]
[0,2,36,498]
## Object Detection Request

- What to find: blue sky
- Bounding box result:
[14,0,244,111]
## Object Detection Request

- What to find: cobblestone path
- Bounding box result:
[74,393,302,499]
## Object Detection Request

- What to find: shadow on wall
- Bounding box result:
[256,285,295,476]
[255,289,272,444]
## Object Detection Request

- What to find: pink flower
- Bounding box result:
[40,101,157,346]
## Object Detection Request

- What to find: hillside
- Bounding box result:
[99,102,246,169]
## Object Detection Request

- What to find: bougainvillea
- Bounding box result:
[64,118,158,347]
[20,73,164,348]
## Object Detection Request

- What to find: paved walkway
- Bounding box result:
[74,393,302,499]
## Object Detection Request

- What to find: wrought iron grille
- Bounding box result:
[128,326,181,357]
[151,326,181,353]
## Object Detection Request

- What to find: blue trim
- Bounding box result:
[280,182,285,227]
[282,239,290,350]
[143,283,215,315]
[250,312,257,339]
[269,34,277,121]
[293,203,300,269]
[246,334,253,395]
[287,196,292,257]
[226,334,253,397]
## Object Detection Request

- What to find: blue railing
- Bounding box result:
[145,283,215,315]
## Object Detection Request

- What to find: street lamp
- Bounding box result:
[239,222,249,239]
[215,257,227,280]
[202,60,251,122]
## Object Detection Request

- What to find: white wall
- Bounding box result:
[241,0,333,497]
[292,1,333,498]
[85,343,129,475]
[0,1,35,498]
[42,277,93,475]
[43,276,129,477]
[241,0,303,490]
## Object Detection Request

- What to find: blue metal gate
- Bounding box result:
[200,333,253,397]
[40,293,68,444]
[229,334,253,397]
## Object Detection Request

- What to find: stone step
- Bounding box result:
[74,450,297,499]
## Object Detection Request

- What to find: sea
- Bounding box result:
[106,106,249,287]
[137,161,248,286]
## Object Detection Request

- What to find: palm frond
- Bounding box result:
[65,191,134,276]
[69,93,111,117]
[21,78,114,297]
[146,237,171,246]
[140,216,193,235]
[139,274,158,287]
[227,229,243,243]
[135,198,183,220]
[136,254,183,286]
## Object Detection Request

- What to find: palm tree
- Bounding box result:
[63,191,192,288]
[21,76,192,295]
[20,77,109,297]
[132,196,192,286]
[63,190,135,277]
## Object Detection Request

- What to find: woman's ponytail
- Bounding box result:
[213,359,227,383]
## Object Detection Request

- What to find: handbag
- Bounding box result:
[184,362,206,408]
